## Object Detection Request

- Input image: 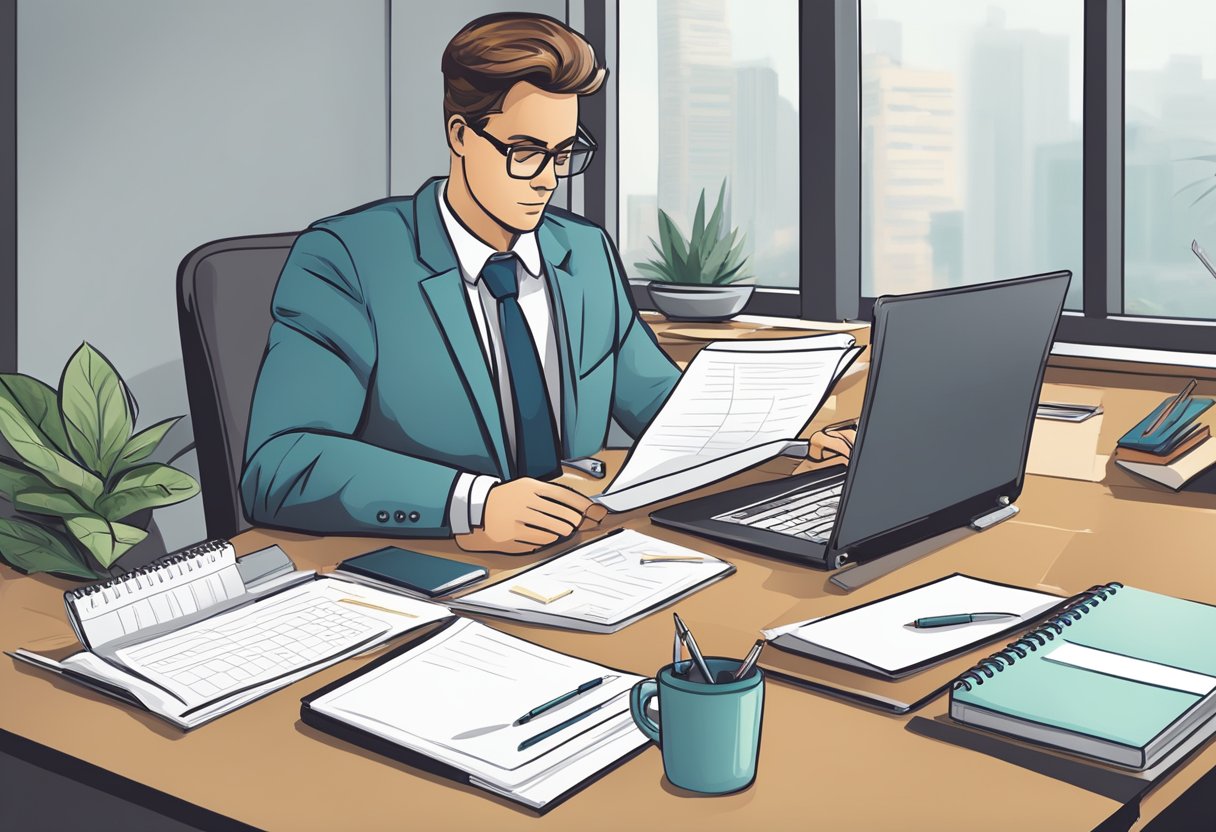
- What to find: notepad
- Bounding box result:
[449,529,734,633]
[950,584,1216,769]
[301,618,647,811]
[764,574,1065,679]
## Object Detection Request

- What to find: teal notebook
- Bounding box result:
[1117,396,1213,453]
[335,547,487,598]
[949,583,1216,769]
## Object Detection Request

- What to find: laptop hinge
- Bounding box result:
[970,499,1019,531]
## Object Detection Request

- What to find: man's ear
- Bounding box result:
[447,116,468,157]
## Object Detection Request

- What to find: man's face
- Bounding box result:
[453,81,579,234]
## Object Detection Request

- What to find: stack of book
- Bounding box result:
[1114,380,1216,489]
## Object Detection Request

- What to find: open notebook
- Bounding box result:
[301,618,647,812]
[593,333,863,511]
[10,540,452,729]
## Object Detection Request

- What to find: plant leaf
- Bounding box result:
[58,343,133,477]
[0,396,104,507]
[1190,181,1216,208]
[0,460,47,502]
[95,462,200,522]
[13,487,90,519]
[703,181,728,253]
[112,416,181,476]
[0,374,72,455]
[657,210,689,273]
[0,517,96,578]
[635,261,674,282]
[1180,155,1216,163]
[691,188,707,242]
[66,514,145,568]
[701,227,736,280]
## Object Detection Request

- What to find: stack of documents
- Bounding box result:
[301,618,646,811]
[450,529,734,633]
[594,333,862,511]
[12,542,452,729]
[1115,384,1216,489]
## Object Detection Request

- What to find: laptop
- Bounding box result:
[649,271,1071,570]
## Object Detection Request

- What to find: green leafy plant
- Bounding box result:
[0,343,200,580]
[635,180,752,286]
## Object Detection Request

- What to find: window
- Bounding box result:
[1124,0,1216,319]
[618,0,800,289]
[861,1,1084,310]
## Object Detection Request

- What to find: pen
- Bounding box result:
[673,613,715,684]
[517,699,611,751]
[513,675,616,726]
[909,612,1019,629]
[1142,379,1197,437]
[673,622,684,671]
[640,554,706,564]
[337,598,419,618]
[732,639,765,681]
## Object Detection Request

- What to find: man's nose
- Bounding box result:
[532,158,559,192]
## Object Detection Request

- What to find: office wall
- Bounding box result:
[17,0,387,547]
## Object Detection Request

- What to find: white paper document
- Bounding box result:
[767,574,1063,677]
[594,334,863,511]
[308,618,646,809]
[449,529,734,632]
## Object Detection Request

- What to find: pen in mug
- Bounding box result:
[673,613,715,684]
[732,639,766,681]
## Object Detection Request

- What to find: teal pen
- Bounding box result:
[910,612,1018,629]
[513,675,615,726]
[517,700,610,751]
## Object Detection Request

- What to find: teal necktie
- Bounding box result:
[480,253,561,479]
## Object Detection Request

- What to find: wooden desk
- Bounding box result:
[4,324,1216,831]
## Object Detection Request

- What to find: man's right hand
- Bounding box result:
[454,478,607,555]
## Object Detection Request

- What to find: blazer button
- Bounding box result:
[408,511,421,523]
[376,510,389,523]
[394,510,407,522]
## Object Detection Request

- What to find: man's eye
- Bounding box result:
[555,152,572,165]
[512,148,545,163]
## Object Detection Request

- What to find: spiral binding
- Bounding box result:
[66,538,231,601]
[951,581,1124,693]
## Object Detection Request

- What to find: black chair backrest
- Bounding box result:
[177,232,298,539]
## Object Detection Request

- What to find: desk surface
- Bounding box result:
[4,326,1216,831]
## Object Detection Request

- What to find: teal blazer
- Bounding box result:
[240,177,679,536]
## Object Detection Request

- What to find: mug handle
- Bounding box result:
[629,678,660,743]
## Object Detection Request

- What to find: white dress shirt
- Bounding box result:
[436,181,564,533]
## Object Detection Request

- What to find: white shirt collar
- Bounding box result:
[437,180,543,284]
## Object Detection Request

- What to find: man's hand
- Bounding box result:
[454,478,608,554]
[808,424,857,462]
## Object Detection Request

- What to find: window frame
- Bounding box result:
[589,0,1216,357]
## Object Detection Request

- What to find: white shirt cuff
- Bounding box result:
[467,475,500,529]
[448,472,501,534]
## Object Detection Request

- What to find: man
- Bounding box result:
[241,12,850,555]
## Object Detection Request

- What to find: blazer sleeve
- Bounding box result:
[239,228,460,536]
[600,229,681,438]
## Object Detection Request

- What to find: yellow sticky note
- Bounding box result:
[509,579,573,605]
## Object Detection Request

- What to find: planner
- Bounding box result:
[448,529,734,633]
[949,583,1216,770]
[334,546,488,598]
[301,618,647,812]
[10,539,453,729]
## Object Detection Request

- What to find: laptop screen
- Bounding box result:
[830,272,1070,555]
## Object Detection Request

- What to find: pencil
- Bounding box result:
[1141,378,1197,437]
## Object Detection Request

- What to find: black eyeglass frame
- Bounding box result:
[464,120,598,179]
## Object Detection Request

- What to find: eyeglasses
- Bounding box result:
[465,120,597,179]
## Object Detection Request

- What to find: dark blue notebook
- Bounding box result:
[1117,396,1213,453]
[336,547,487,598]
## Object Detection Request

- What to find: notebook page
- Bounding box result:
[451,529,731,626]
[311,618,642,783]
[780,575,1062,674]
[110,578,447,711]
[604,334,861,494]
[69,542,244,648]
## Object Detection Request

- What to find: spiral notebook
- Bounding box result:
[10,539,453,728]
[949,583,1216,770]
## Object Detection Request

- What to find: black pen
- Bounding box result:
[673,613,715,684]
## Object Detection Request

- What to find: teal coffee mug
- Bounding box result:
[628,658,765,794]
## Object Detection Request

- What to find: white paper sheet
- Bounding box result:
[595,334,862,511]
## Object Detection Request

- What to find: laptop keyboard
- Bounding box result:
[712,475,845,542]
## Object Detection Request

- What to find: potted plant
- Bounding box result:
[0,343,200,580]
[635,180,754,321]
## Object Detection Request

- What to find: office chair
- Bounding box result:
[177,232,299,539]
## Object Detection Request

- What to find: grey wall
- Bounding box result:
[18,0,388,548]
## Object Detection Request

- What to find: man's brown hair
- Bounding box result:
[442,13,606,127]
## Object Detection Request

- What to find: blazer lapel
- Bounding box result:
[413,179,511,477]
[539,221,582,449]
